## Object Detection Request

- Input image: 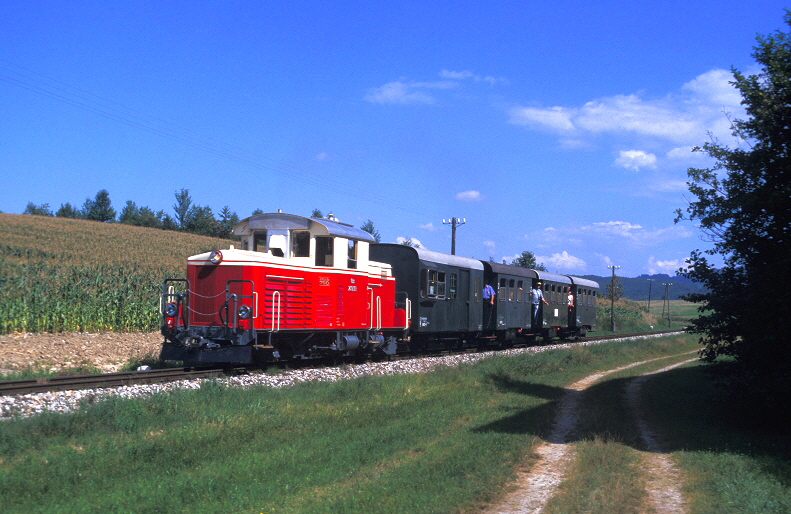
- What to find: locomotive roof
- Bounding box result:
[233,212,377,242]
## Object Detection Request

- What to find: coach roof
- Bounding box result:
[233,212,377,242]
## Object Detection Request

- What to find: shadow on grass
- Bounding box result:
[475,365,791,488]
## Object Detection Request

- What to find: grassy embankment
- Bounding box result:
[0,213,233,333]
[2,334,789,513]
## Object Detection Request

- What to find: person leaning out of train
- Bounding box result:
[530,283,548,321]
[483,282,496,305]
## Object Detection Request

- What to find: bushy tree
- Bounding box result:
[604,275,624,301]
[510,250,547,271]
[216,206,239,239]
[56,202,82,218]
[83,189,116,222]
[675,10,791,410]
[23,202,53,216]
[360,219,381,243]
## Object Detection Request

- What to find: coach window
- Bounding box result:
[315,236,333,266]
[508,279,515,301]
[449,273,458,299]
[517,280,524,302]
[422,269,439,298]
[292,231,310,258]
[437,271,446,298]
[253,231,267,252]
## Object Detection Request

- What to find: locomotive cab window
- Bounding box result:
[253,231,267,252]
[292,231,310,258]
[315,236,333,266]
[348,240,358,269]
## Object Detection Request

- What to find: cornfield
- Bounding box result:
[0,213,234,334]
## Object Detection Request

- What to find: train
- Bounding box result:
[159,211,599,364]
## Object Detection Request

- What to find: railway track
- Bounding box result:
[0,330,683,396]
[0,366,234,396]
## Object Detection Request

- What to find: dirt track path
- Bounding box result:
[482,353,696,514]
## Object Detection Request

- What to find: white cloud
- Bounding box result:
[646,256,687,275]
[483,240,496,255]
[315,152,331,161]
[581,221,692,246]
[419,222,436,231]
[682,69,742,106]
[364,82,436,105]
[614,150,657,171]
[366,69,507,106]
[440,69,509,85]
[509,106,575,131]
[536,251,587,272]
[508,69,745,147]
[396,236,425,248]
[456,190,482,201]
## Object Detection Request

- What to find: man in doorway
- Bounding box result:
[483,282,496,329]
[530,282,548,329]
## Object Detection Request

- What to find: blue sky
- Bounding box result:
[1,1,787,277]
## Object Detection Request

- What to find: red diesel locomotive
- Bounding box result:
[160,212,409,363]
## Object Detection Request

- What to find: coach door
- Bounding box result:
[458,269,473,331]
[442,268,468,332]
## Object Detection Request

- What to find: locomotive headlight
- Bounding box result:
[209,250,223,265]
[164,302,179,318]
[238,305,252,319]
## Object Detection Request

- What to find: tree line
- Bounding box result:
[22,188,242,239]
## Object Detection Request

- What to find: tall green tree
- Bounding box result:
[675,10,791,409]
[55,202,82,218]
[83,189,116,222]
[360,219,381,243]
[173,189,192,230]
[510,250,547,271]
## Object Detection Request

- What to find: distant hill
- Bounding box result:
[579,273,706,301]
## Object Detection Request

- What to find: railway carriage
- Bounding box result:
[481,261,537,338]
[160,212,407,363]
[569,277,599,336]
[368,244,484,351]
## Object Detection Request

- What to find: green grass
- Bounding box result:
[640,358,791,513]
[0,336,699,514]
[4,335,789,513]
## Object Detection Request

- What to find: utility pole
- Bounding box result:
[608,265,620,332]
[647,278,655,314]
[442,217,466,255]
[662,283,672,327]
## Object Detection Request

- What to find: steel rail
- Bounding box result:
[0,366,231,396]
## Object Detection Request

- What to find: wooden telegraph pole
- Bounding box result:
[608,265,620,331]
[442,217,466,255]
